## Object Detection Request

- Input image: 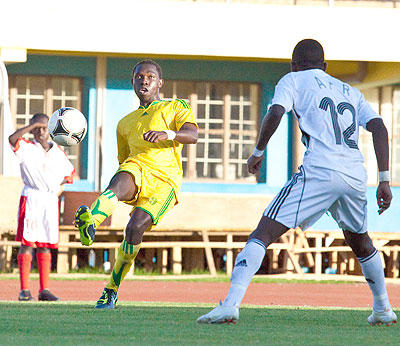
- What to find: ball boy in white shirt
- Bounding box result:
[9,113,75,301]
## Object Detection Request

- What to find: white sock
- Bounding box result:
[223,239,266,307]
[358,249,390,312]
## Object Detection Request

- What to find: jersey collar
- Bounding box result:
[138,100,162,109]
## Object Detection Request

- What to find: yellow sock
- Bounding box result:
[90,189,118,227]
[106,240,141,292]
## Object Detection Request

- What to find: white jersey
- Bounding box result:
[271,69,380,186]
[12,138,75,193]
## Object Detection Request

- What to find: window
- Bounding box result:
[160,81,259,181]
[9,75,84,178]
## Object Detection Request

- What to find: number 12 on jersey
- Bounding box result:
[319,97,358,149]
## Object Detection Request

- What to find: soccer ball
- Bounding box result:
[48,107,87,146]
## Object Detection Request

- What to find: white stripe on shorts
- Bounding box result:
[266,165,305,220]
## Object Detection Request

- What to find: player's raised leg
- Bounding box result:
[197,217,288,324]
[344,230,397,326]
[75,190,118,246]
[75,172,136,246]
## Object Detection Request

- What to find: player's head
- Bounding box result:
[131,59,164,106]
[29,113,49,143]
[30,113,48,124]
[291,39,327,72]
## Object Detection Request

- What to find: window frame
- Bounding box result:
[8,74,84,178]
[160,80,260,182]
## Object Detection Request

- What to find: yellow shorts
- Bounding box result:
[115,160,177,226]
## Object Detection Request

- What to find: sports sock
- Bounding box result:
[106,240,141,292]
[223,239,266,307]
[18,253,32,291]
[90,189,119,227]
[36,252,52,292]
[358,248,391,312]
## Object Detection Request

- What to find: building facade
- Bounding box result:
[1,0,400,233]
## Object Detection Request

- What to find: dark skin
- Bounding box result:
[107,63,198,245]
[246,53,391,259]
[9,116,66,256]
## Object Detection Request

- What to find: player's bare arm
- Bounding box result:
[8,121,46,146]
[366,117,392,214]
[143,122,198,144]
[248,104,285,174]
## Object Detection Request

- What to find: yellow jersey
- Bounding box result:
[116,99,198,193]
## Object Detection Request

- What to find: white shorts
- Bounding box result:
[17,187,60,245]
[264,165,367,234]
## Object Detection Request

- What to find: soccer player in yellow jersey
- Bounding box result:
[74,59,198,308]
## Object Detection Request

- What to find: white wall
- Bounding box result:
[1,1,400,62]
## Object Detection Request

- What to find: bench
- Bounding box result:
[1,190,399,278]
[2,227,399,277]
[303,230,400,278]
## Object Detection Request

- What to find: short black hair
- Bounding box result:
[30,113,48,123]
[131,59,163,79]
[292,39,325,67]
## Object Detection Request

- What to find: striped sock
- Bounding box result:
[90,189,119,227]
[358,248,391,312]
[106,240,141,292]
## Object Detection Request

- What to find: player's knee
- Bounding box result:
[108,172,137,201]
[125,220,150,244]
[344,230,374,258]
[19,245,33,255]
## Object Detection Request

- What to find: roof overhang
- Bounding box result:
[1,1,400,62]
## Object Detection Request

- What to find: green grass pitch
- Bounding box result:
[0,302,398,346]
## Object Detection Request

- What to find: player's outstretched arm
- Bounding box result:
[143,122,198,144]
[247,104,285,174]
[366,117,392,214]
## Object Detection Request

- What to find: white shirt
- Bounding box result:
[12,138,75,194]
[271,69,380,185]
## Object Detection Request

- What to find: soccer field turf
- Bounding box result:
[0,302,398,346]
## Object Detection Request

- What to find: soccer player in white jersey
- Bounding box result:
[198,39,397,326]
[9,113,75,301]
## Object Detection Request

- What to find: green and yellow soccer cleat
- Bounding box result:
[95,288,118,309]
[74,205,96,246]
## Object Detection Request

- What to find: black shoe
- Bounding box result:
[38,289,60,301]
[18,289,35,301]
[95,288,118,309]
